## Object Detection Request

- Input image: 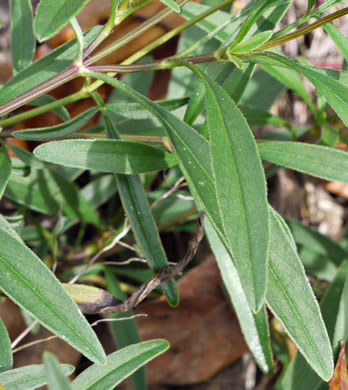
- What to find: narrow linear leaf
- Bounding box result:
[160,0,180,13]
[102,106,179,306]
[196,65,269,312]
[279,261,348,390]
[250,52,348,126]
[105,270,146,390]
[205,218,273,373]
[34,0,91,42]
[0,227,106,364]
[9,0,35,74]
[0,26,101,108]
[230,31,273,54]
[234,0,278,44]
[116,174,179,306]
[0,365,74,390]
[266,208,333,381]
[0,318,12,373]
[0,143,11,199]
[324,23,348,62]
[14,107,98,141]
[71,340,170,390]
[34,140,178,174]
[44,353,73,390]
[306,0,316,16]
[258,141,348,184]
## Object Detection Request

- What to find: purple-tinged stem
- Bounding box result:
[0,66,80,117]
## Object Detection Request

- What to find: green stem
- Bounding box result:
[258,7,348,51]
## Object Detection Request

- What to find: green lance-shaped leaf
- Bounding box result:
[278,261,348,390]
[0,365,74,390]
[9,0,35,74]
[44,353,73,390]
[34,0,91,42]
[0,26,101,108]
[205,218,273,373]
[324,23,348,63]
[34,140,178,174]
[105,270,146,390]
[0,318,12,373]
[160,0,181,13]
[248,51,348,126]
[0,227,106,364]
[191,63,269,312]
[5,169,100,225]
[0,142,11,199]
[116,174,179,306]
[306,0,316,16]
[229,31,273,54]
[258,141,348,184]
[102,106,179,306]
[71,340,170,390]
[14,107,98,141]
[266,208,333,381]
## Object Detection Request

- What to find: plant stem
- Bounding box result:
[259,7,348,50]
[84,0,190,66]
[0,0,190,120]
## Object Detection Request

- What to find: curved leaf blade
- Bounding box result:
[117,174,179,306]
[0,364,74,390]
[14,107,98,140]
[0,227,106,364]
[199,67,269,312]
[267,208,333,381]
[34,140,178,174]
[279,261,348,389]
[9,0,35,74]
[205,218,273,373]
[0,318,12,373]
[71,340,170,390]
[258,141,348,184]
[0,143,11,199]
[44,353,73,390]
[34,0,91,42]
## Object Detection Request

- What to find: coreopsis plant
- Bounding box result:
[0,0,347,388]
